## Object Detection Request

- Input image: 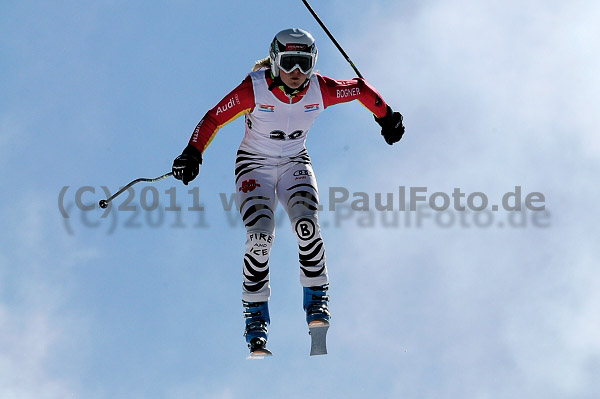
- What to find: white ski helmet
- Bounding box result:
[269,28,318,78]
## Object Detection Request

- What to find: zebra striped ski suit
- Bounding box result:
[186,69,389,302]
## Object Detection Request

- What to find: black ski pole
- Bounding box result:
[99,171,173,209]
[301,0,364,79]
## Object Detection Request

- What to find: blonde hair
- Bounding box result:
[252,56,271,72]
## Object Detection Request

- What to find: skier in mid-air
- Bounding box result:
[172,28,405,357]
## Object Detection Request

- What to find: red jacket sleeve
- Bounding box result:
[188,75,255,153]
[317,75,388,118]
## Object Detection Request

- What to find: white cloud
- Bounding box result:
[0,193,99,399]
[354,0,600,155]
[0,301,75,399]
[314,1,600,397]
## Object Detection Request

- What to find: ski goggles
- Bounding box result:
[275,52,316,75]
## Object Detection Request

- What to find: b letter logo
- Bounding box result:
[294,218,316,240]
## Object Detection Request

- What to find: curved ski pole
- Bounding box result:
[301,0,364,79]
[99,171,173,208]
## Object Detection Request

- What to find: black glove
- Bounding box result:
[374,105,405,145]
[172,144,202,185]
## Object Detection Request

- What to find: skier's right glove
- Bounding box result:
[172,144,202,185]
[375,105,405,145]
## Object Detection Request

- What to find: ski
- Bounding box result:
[246,347,273,360]
[308,320,330,356]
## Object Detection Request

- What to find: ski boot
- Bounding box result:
[243,300,272,359]
[303,284,330,356]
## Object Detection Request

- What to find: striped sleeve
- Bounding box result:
[189,75,255,153]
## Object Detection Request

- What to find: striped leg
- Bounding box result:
[242,231,274,302]
[235,150,277,302]
[277,159,329,288]
[292,216,328,288]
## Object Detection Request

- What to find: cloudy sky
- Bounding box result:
[1,0,599,398]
